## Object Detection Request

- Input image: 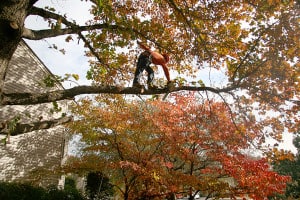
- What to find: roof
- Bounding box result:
[3,39,64,94]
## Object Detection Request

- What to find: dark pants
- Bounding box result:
[133,51,154,85]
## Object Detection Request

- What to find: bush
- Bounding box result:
[0,182,44,200]
[0,181,85,200]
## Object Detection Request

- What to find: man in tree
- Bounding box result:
[133,41,171,89]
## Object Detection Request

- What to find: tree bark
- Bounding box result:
[0,116,72,135]
[1,85,236,105]
[0,0,34,95]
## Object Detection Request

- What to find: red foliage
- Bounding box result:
[68,93,290,199]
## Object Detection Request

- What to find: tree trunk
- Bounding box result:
[0,0,33,94]
[0,58,10,91]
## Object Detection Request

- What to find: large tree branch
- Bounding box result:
[24,6,171,51]
[23,5,179,67]
[24,6,143,40]
[22,27,77,40]
[22,23,129,40]
[0,116,72,135]
[1,85,236,105]
[28,6,73,26]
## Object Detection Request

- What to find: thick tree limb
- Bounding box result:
[22,28,76,40]
[24,6,141,40]
[22,23,129,40]
[0,116,72,135]
[1,85,236,105]
[29,0,39,7]
[25,6,172,52]
[27,6,117,65]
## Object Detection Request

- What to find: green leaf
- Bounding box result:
[43,75,56,87]
[72,74,80,81]
[197,80,205,87]
[98,0,103,13]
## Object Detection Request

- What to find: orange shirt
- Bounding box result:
[150,52,170,82]
[138,41,170,82]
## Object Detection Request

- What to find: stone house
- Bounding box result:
[0,40,70,187]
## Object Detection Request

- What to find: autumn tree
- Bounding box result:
[271,133,300,199]
[85,171,113,200]
[66,93,291,200]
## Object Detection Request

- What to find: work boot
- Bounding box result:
[148,83,158,89]
[132,82,143,88]
[167,80,175,90]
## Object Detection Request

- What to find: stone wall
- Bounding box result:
[0,40,69,187]
[0,127,66,186]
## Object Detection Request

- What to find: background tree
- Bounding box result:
[272,133,300,199]
[66,93,290,200]
[85,171,113,200]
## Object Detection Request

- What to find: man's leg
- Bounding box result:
[133,52,149,87]
[146,66,158,89]
[133,66,144,87]
[145,66,154,85]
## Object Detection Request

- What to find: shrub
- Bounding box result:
[0,181,85,200]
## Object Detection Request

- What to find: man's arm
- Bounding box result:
[161,64,171,82]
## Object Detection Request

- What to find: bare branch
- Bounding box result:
[25,6,114,40]
[0,116,72,135]
[25,6,171,49]
[24,5,177,66]
[22,23,127,40]
[28,6,73,26]
[1,85,236,105]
